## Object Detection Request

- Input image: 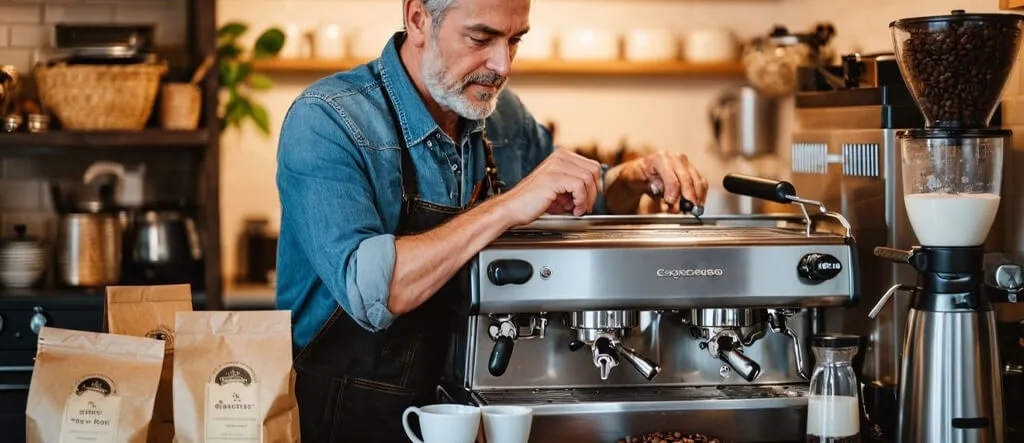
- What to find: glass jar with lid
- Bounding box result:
[806,334,861,443]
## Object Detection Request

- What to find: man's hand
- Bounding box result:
[604,151,708,215]
[495,148,603,227]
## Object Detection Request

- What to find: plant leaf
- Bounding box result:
[217,44,241,60]
[248,73,274,90]
[217,22,248,39]
[220,61,244,87]
[224,97,250,128]
[250,102,271,136]
[253,28,286,60]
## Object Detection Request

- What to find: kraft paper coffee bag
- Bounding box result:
[106,284,193,443]
[26,326,165,443]
[173,310,300,443]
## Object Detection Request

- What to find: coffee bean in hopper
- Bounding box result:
[897,19,1022,127]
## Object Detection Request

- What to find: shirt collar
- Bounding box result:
[377,32,486,147]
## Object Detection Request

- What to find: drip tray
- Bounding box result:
[462,385,810,443]
[474,384,807,411]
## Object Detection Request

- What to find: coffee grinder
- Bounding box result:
[867,10,1024,443]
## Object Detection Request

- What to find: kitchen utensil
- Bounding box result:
[806,334,861,442]
[57,212,122,287]
[82,161,145,209]
[190,54,215,85]
[742,23,836,96]
[684,28,737,63]
[0,224,47,289]
[709,85,777,158]
[128,209,202,266]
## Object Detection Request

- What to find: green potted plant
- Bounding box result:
[216,22,285,137]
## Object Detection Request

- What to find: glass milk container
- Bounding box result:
[807,334,861,443]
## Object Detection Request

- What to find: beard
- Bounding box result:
[421,36,508,120]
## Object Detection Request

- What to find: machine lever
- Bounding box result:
[611,340,660,381]
[717,336,761,382]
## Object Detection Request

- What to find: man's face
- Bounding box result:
[420,0,530,120]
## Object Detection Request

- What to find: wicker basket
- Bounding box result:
[34,63,167,131]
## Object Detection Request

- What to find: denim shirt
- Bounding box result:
[275,32,587,347]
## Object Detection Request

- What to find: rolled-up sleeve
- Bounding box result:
[277,96,396,332]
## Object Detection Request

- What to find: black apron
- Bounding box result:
[292,87,504,443]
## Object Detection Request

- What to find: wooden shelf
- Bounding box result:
[252,58,747,77]
[0,129,211,149]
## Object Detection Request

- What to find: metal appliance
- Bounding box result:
[710,85,777,159]
[865,10,1024,443]
[440,174,860,442]
[121,203,205,287]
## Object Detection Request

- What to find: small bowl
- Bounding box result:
[3,114,22,132]
[27,113,49,133]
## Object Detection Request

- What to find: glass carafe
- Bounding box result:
[807,334,861,443]
[900,130,1006,247]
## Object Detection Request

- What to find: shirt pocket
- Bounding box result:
[488,136,525,185]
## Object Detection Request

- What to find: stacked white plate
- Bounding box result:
[1,231,47,289]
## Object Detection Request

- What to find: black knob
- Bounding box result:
[798,253,843,281]
[568,339,586,352]
[488,336,515,377]
[487,259,533,286]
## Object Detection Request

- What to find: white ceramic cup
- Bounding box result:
[481,405,533,443]
[402,404,481,443]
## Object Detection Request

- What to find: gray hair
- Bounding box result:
[412,0,457,33]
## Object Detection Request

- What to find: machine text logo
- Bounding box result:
[656,268,725,279]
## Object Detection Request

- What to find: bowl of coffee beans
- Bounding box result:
[890,10,1024,128]
[617,431,725,443]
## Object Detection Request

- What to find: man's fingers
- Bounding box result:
[669,155,699,206]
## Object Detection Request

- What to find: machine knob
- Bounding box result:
[798,253,843,281]
[487,259,533,286]
[30,308,48,335]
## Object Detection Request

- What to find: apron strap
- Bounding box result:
[381,83,420,200]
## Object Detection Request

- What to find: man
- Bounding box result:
[275,0,708,440]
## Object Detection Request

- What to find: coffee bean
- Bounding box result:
[895,18,1022,127]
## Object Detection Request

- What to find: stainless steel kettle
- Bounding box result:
[709,85,777,159]
[128,209,202,266]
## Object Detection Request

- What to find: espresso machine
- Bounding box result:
[865,10,1024,443]
[441,175,860,442]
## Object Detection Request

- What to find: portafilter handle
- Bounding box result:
[611,339,660,381]
[716,336,761,382]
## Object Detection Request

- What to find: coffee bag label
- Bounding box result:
[204,363,261,443]
[60,375,122,443]
[145,324,176,350]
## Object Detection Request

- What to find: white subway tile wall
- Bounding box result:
[0,0,190,233]
[0,0,187,72]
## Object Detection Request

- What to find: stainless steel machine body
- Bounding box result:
[441,212,858,442]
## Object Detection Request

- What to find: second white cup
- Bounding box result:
[481,405,533,443]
